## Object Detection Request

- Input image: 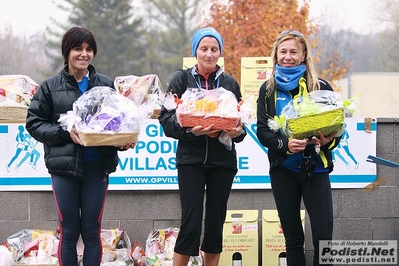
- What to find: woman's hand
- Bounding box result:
[191,125,220,138]
[224,124,243,139]
[70,128,84,146]
[288,130,337,153]
[288,138,307,153]
[316,130,338,146]
[120,142,136,150]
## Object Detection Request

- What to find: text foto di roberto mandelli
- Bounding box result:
[319,240,397,264]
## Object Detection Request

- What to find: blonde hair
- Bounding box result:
[266,32,320,96]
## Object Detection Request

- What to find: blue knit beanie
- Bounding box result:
[191,27,223,58]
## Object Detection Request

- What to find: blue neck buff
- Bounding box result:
[275,64,306,91]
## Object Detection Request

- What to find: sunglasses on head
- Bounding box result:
[279,30,303,37]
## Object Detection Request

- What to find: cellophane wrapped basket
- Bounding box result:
[174,87,241,130]
[78,131,139,147]
[285,107,345,139]
[0,75,38,120]
[145,228,203,266]
[270,90,357,139]
[178,113,238,130]
[5,229,59,264]
[0,106,29,120]
[4,228,132,265]
[59,86,144,147]
[114,74,165,119]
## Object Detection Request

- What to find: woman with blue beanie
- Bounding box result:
[158,27,246,266]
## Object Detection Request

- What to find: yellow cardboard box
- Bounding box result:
[240,57,272,98]
[182,57,225,70]
[240,57,273,118]
[262,210,305,266]
[220,210,259,266]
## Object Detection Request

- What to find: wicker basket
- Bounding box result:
[179,113,239,130]
[79,131,139,147]
[151,108,161,119]
[286,107,344,139]
[0,106,28,120]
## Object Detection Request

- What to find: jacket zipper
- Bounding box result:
[203,136,209,164]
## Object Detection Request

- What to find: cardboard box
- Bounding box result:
[182,57,225,70]
[262,210,305,266]
[219,210,258,266]
[240,57,273,118]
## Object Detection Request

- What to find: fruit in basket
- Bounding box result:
[195,99,218,112]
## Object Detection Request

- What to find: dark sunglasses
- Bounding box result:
[279,30,303,37]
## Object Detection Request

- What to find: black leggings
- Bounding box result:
[174,164,236,256]
[51,161,108,266]
[270,166,333,266]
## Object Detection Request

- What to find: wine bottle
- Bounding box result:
[279,252,287,266]
[232,252,242,266]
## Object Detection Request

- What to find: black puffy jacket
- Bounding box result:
[25,64,119,177]
[158,66,246,171]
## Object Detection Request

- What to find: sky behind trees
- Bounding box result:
[0,0,382,36]
[0,0,395,85]
[309,0,381,34]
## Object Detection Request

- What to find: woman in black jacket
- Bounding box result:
[25,27,134,266]
[158,27,246,266]
[256,30,341,266]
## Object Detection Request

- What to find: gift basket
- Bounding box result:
[4,228,132,265]
[4,229,59,265]
[269,90,358,139]
[114,74,165,119]
[130,241,147,266]
[0,75,39,120]
[163,87,245,131]
[98,228,132,265]
[0,245,13,266]
[74,227,133,265]
[58,86,151,147]
[145,228,203,266]
[145,228,178,265]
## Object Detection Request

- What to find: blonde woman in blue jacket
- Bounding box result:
[256,30,341,266]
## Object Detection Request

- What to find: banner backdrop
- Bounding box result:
[0,118,376,191]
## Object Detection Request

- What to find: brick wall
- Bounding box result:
[1,118,398,266]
